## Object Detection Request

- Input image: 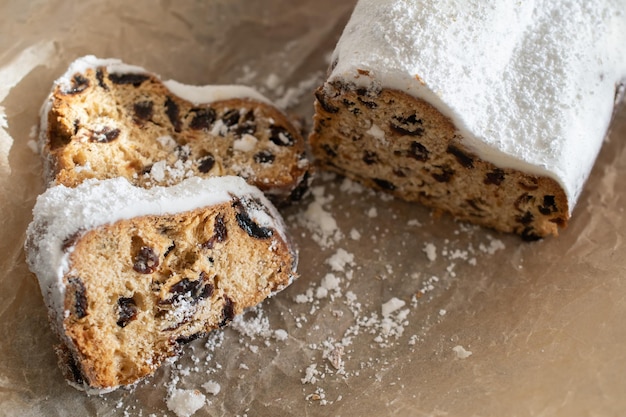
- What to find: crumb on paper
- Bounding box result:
[166,389,206,417]
[452,345,473,359]
[381,297,406,318]
[423,242,437,261]
[201,380,221,396]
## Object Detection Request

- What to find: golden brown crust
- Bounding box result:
[309,82,569,239]
[57,198,296,390]
[42,66,311,203]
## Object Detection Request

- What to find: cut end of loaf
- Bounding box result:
[55,197,297,390]
[309,81,569,239]
[41,62,311,204]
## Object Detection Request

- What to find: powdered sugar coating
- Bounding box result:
[24,176,292,350]
[329,0,626,210]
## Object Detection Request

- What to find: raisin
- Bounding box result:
[538,195,558,215]
[189,108,216,130]
[514,193,535,212]
[170,278,201,297]
[65,74,90,94]
[166,273,213,305]
[446,145,474,168]
[269,126,295,147]
[393,168,407,178]
[485,169,506,186]
[65,353,86,385]
[521,227,542,242]
[518,177,539,191]
[408,141,429,161]
[357,97,377,109]
[197,272,214,300]
[95,69,108,90]
[390,114,424,136]
[516,211,534,225]
[232,110,257,135]
[467,198,487,213]
[133,246,159,274]
[321,144,338,157]
[61,231,82,252]
[163,243,176,258]
[203,214,227,249]
[89,126,120,143]
[373,178,396,191]
[165,97,181,132]
[175,145,190,162]
[67,277,88,319]
[288,171,311,202]
[254,150,275,164]
[133,101,154,122]
[221,109,241,127]
[432,165,455,183]
[176,333,203,345]
[197,154,215,173]
[116,297,138,328]
[219,296,235,327]
[108,73,150,86]
[233,200,273,239]
[314,90,339,113]
[363,151,379,165]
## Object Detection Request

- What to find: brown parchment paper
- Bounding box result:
[2,1,626,416]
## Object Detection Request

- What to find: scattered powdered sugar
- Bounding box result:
[166,389,206,417]
[98,114,512,417]
[201,380,221,396]
[453,345,473,359]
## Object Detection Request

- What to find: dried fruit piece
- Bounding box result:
[65,74,90,95]
[203,214,227,249]
[219,296,235,327]
[89,127,120,143]
[538,195,558,215]
[233,200,273,239]
[269,126,295,147]
[67,277,88,319]
[165,97,181,132]
[484,169,505,186]
[254,150,275,164]
[315,90,339,113]
[447,144,474,168]
[95,69,108,90]
[197,154,216,173]
[373,178,396,191]
[221,109,241,127]
[189,108,216,130]
[363,151,379,165]
[431,165,455,183]
[116,297,138,328]
[390,114,424,136]
[133,246,159,274]
[133,101,154,122]
[108,73,150,86]
[408,141,429,162]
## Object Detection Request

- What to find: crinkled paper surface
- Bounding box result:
[1,1,626,416]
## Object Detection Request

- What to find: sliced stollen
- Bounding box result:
[25,175,298,392]
[309,0,626,239]
[40,55,311,204]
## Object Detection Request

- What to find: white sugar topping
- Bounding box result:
[56,55,270,104]
[24,176,290,352]
[329,0,626,209]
